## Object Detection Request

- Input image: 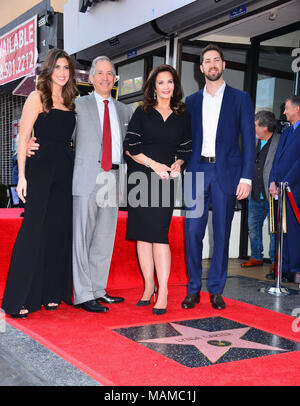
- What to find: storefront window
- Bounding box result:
[223,69,244,91]
[118,60,144,96]
[255,30,299,117]
[180,43,247,98]
[153,56,165,69]
[126,101,143,112]
[181,60,202,98]
[256,74,294,117]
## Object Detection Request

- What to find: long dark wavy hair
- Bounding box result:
[37,48,77,114]
[142,64,185,114]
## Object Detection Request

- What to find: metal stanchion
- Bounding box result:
[260,182,298,296]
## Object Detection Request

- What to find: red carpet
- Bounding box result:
[3,287,300,386]
[0,209,188,291]
[1,209,300,386]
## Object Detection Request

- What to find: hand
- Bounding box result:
[149,160,172,179]
[269,181,278,198]
[16,176,27,204]
[236,182,251,200]
[170,159,183,178]
[26,136,40,157]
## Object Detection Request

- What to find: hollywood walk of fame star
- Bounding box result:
[139,323,287,363]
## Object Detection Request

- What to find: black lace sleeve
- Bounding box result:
[123,107,144,155]
[176,111,192,161]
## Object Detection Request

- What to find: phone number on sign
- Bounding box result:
[0,51,35,81]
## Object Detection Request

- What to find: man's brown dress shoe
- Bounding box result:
[241,257,263,267]
[210,294,226,310]
[181,293,200,309]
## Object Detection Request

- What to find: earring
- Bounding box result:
[154,92,157,100]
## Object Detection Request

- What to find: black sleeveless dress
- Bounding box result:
[2,109,76,315]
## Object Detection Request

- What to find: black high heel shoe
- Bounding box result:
[152,307,167,316]
[136,285,157,307]
[152,294,168,315]
[44,303,58,311]
[10,308,29,319]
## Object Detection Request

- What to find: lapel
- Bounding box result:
[191,90,203,147]
[112,98,124,137]
[264,134,277,168]
[278,125,298,159]
[197,90,204,135]
[87,92,102,139]
[111,98,125,161]
[215,84,230,140]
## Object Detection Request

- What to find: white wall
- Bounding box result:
[64,0,196,55]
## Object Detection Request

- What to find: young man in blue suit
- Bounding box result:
[269,95,300,281]
[182,44,256,310]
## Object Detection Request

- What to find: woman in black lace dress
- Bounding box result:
[124,65,192,315]
[2,49,77,318]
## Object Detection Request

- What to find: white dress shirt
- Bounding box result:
[94,92,121,164]
[202,82,251,186]
[202,82,225,157]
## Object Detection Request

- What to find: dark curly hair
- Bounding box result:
[142,64,185,114]
[36,48,77,114]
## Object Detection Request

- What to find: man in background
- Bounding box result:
[269,95,300,282]
[241,110,279,275]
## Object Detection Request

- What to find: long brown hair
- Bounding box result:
[142,64,185,114]
[37,48,77,114]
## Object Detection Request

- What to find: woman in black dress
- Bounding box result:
[1,49,77,318]
[124,64,192,315]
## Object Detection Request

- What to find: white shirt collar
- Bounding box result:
[204,81,226,98]
[93,91,113,103]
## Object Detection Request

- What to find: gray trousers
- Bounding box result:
[72,171,119,305]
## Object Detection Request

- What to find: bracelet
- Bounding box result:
[144,157,149,167]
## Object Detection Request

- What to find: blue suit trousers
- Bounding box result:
[185,163,236,294]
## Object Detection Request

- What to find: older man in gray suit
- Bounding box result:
[27,56,132,312]
[241,110,280,271]
[72,56,132,312]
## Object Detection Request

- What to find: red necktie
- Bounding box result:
[101,100,112,171]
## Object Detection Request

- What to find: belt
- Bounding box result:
[201,156,216,163]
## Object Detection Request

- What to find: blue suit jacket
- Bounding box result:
[185,84,255,195]
[269,123,300,272]
[269,124,300,199]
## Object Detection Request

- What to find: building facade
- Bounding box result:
[1,0,299,255]
[0,0,65,190]
[63,0,299,258]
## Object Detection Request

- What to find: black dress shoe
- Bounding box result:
[210,294,226,310]
[181,293,200,309]
[96,294,124,304]
[266,271,293,283]
[266,271,275,280]
[75,300,109,313]
[282,272,295,282]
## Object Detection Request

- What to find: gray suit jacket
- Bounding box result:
[72,92,132,196]
[256,132,280,198]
